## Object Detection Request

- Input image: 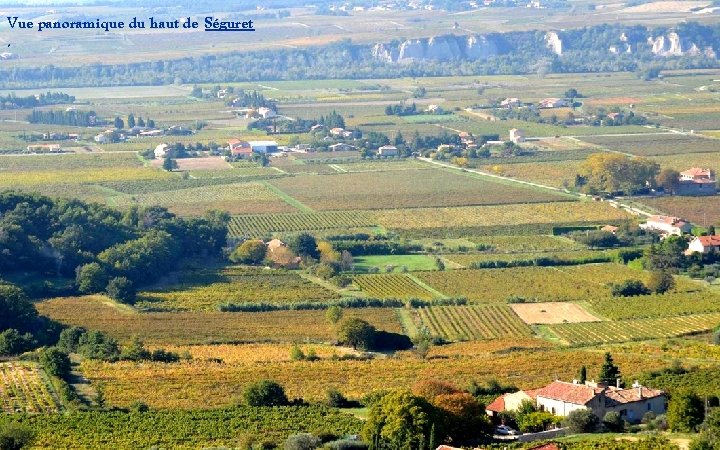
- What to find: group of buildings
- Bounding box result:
[486,379,666,425]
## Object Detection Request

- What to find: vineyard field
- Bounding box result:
[579,134,720,156]
[78,341,672,409]
[588,292,720,320]
[268,169,567,211]
[444,250,615,267]
[0,362,60,413]
[138,267,340,311]
[229,211,375,236]
[417,305,532,341]
[468,235,585,252]
[415,267,610,302]
[371,202,631,230]
[548,312,720,346]
[353,274,435,300]
[112,181,296,216]
[36,296,402,345]
[2,407,361,450]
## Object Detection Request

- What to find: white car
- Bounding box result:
[494,425,519,436]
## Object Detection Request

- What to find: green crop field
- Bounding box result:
[548,313,720,346]
[353,255,439,272]
[416,305,532,341]
[353,274,435,300]
[468,235,586,252]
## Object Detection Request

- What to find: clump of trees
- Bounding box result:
[575,153,660,195]
[336,318,412,352]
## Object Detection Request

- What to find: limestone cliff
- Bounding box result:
[373,34,500,63]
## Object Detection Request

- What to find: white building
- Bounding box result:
[509,128,525,144]
[640,215,691,236]
[377,145,399,157]
[154,144,170,159]
[687,235,720,254]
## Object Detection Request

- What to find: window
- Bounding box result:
[647,403,652,411]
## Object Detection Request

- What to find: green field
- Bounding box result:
[353,255,438,272]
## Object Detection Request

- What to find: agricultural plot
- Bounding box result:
[353,255,439,272]
[468,235,585,253]
[417,305,532,341]
[371,202,631,231]
[579,134,720,156]
[444,250,614,267]
[36,296,402,345]
[640,195,720,225]
[268,169,566,211]
[0,152,142,171]
[0,362,60,413]
[557,264,699,293]
[78,340,672,409]
[0,167,171,186]
[548,313,720,346]
[333,159,428,172]
[138,267,340,311]
[353,274,435,300]
[511,302,601,324]
[588,292,720,320]
[174,157,231,171]
[415,266,612,302]
[228,211,375,237]
[479,160,584,189]
[112,181,297,216]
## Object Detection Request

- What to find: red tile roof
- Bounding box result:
[698,236,720,247]
[486,395,505,413]
[647,215,687,227]
[605,386,664,405]
[535,381,602,405]
[681,167,712,178]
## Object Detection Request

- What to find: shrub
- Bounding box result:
[39,347,71,378]
[326,388,349,408]
[564,409,599,433]
[0,422,34,450]
[106,277,136,305]
[603,411,624,432]
[243,380,289,407]
[610,279,650,297]
[284,433,320,450]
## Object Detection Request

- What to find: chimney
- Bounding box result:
[616,378,621,389]
[638,386,643,399]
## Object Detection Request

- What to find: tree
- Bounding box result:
[162,156,177,171]
[106,277,136,305]
[603,411,624,432]
[433,392,490,441]
[113,116,124,129]
[362,391,446,450]
[0,329,34,356]
[578,153,660,194]
[668,390,704,432]
[325,306,343,325]
[579,365,587,384]
[564,408,599,433]
[127,113,136,128]
[411,380,460,400]
[565,88,580,99]
[337,318,376,350]
[647,270,675,294]
[317,241,340,264]
[0,284,37,333]
[120,336,151,361]
[290,233,319,259]
[75,262,107,294]
[657,168,680,194]
[243,380,289,407]
[39,347,71,378]
[599,352,621,386]
[326,388,349,408]
[229,240,267,264]
[611,279,649,297]
[0,422,34,450]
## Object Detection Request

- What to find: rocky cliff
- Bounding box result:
[372,34,501,63]
[646,32,716,58]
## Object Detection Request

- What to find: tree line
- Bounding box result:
[0,91,75,109]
